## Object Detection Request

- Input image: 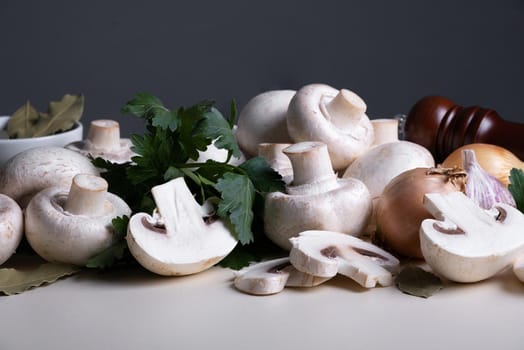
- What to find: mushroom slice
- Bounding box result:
[420,191,524,283]
[289,230,400,288]
[234,257,331,295]
[66,119,136,163]
[126,177,238,276]
[0,194,23,265]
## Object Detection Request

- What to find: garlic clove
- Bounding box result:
[462,149,516,210]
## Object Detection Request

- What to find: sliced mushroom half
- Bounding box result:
[289,230,400,288]
[234,257,331,295]
[126,177,238,276]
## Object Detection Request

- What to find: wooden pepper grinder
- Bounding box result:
[404,96,524,163]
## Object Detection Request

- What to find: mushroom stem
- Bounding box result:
[321,89,367,132]
[371,118,399,146]
[64,174,110,216]
[284,142,336,187]
[87,120,121,151]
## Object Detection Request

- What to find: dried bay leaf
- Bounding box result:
[395,266,443,298]
[6,100,40,138]
[32,94,84,137]
[0,263,81,295]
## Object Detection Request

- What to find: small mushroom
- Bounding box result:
[289,230,400,288]
[25,173,131,265]
[126,177,238,276]
[264,141,372,250]
[0,194,23,265]
[420,191,524,283]
[0,146,99,207]
[236,90,296,157]
[66,119,135,163]
[234,257,331,295]
[286,84,374,171]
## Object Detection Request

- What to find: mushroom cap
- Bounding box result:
[25,185,131,265]
[126,177,238,276]
[0,147,99,207]
[66,138,135,164]
[0,194,23,265]
[264,177,372,250]
[286,84,374,171]
[343,141,435,199]
[420,192,524,283]
[236,90,296,157]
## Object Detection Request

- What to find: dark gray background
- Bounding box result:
[1,0,523,137]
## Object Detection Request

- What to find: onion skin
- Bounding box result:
[442,143,524,187]
[376,167,463,258]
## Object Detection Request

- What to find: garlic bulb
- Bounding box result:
[462,149,516,209]
[443,143,524,187]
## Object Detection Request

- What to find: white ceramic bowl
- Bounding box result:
[0,116,83,166]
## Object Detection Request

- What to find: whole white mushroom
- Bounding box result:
[286,84,374,171]
[25,173,131,265]
[0,194,23,265]
[236,90,296,157]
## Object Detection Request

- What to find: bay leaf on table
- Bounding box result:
[6,100,40,138]
[395,266,443,298]
[32,94,84,137]
[0,262,81,296]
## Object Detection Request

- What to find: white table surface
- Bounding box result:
[2,261,523,350]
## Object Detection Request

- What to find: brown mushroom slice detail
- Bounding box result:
[234,257,331,295]
[420,192,524,283]
[289,230,399,288]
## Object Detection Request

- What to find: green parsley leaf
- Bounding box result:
[509,168,524,213]
[120,93,166,120]
[216,172,255,244]
[85,216,130,269]
[152,109,179,132]
[195,107,241,158]
[239,157,285,193]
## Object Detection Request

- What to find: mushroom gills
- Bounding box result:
[234,257,331,295]
[126,177,238,276]
[289,230,400,288]
[420,191,524,283]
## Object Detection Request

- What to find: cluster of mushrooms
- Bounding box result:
[0,120,135,266]
[233,83,524,295]
[1,83,523,297]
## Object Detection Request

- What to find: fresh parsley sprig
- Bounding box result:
[89,93,285,268]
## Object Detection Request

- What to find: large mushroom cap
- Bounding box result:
[236,90,296,157]
[287,84,374,171]
[0,146,99,207]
